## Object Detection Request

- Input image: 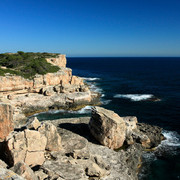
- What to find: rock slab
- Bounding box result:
[0,103,13,141]
[89,106,126,149]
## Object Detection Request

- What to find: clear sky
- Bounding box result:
[0,0,180,57]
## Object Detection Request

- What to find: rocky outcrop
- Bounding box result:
[89,107,164,150]
[0,68,74,93]
[0,55,98,124]
[137,123,164,148]
[0,113,164,180]
[37,117,143,180]
[0,54,84,94]
[5,129,47,167]
[89,106,126,149]
[0,103,14,142]
[46,54,66,68]
[1,119,61,168]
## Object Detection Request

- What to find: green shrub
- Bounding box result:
[0,52,60,79]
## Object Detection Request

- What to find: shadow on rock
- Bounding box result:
[58,123,100,145]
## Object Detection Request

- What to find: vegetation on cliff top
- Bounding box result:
[0,51,60,79]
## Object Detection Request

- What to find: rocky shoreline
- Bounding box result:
[0,104,164,180]
[0,54,165,179]
[0,55,100,127]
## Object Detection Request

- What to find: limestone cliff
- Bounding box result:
[46,54,66,68]
[0,55,99,124]
[0,55,82,94]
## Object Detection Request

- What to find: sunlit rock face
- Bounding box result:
[0,103,14,142]
[89,106,126,149]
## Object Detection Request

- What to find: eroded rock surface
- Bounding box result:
[46,54,67,68]
[38,122,62,151]
[0,103,14,142]
[89,107,126,149]
[0,119,62,168]
[39,117,141,180]
[0,167,25,180]
[0,55,99,125]
[13,161,38,180]
[5,129,46,167]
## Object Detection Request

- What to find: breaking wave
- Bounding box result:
[89,84,103,94]
[83,77,100,81]
[113,94,155,101]
[33,106,92,116]
[159,130,180,148]
[139,130,180,179]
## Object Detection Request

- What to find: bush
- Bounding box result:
[0,52,60,79]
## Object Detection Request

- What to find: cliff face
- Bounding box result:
[0,54,98,124]
[0,103,13,142]
[0,55,83,94]
[46,54,66,68]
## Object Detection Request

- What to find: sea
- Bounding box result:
[35,57,180,180]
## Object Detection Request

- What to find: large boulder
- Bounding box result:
[4,129,47,167]
[0,103,14,142]
[89,107,126,149]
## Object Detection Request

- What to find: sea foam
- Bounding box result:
[83,77,100,81]
[114,94,154,101]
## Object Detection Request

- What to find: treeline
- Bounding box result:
[0,51,60,79]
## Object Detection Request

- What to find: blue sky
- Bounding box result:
[0,0,180,57]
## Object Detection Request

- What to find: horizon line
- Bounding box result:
[67,56,180,58]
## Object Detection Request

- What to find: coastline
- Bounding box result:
[0,56,179,179]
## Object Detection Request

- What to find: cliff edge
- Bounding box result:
[0,53,99,126]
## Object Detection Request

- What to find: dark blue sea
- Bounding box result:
[36,57,180,179]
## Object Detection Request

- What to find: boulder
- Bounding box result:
[38,122,62,151]
[13,161,38,180]
[0,103,14,142]
[4,129,47,167]
[89,107,126,149]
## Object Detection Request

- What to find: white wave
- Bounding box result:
[101,94,105,97]
[161,130,180,147]
[113,94,154,101]
[83,77,100,81]
[101,99,112,105]
[89,84,103,93]
[75,106,92,114]
[33,106,92,116]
